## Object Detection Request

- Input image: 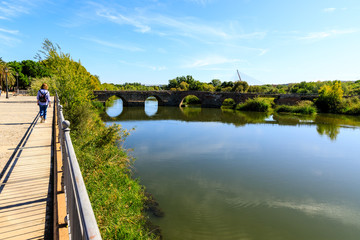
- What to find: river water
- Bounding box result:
[104,99,360,240]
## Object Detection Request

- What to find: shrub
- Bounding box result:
[338,97,360,115]
[237,97,271,112]
[182,95,201,106]
[315,81,343,113]
[276,100,317,114]
[221,98,236,109]
[29,76,57,95]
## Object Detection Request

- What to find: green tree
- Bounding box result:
[211,79,221,87]
[179,81,189,91]
[232,80,249,92]
[315,81,344,112]
[0,59,16,89]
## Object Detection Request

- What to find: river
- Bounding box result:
[104,98,360,240]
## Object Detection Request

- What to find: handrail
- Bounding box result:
[56,92,102,240]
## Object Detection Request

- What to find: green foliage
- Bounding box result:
[7,60,51,89]
[248,85,264,93]
[232,81,249,92]
[37,39,158,239]
[221,98,236,109]
[337,97,360,115]
[182,95,201,106]
[275,101,317,114]
[0,59,16,88]
[28,77,57,96]
[166,75,202,91]
[100,82,160,91]
[236,97,271,112]
[210,79,221,87]
[315,81,344,113]
[289,81,322,94]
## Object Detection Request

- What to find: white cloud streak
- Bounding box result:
[184,55,243,68]
[323,8,336,12]
[119,59,167,71]
[95,8,151,33]
[0,28,20,46]
[81,37,144,52]
[0,28,19,34]
[0,0,45,19]
[300,29,358,40]
[88,2,264,42]
[186,0,214,6]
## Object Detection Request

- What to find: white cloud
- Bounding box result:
[259,49,269,56]
[184,55,243,68]
[118,60,167,71]
[96,9,151,33]
[88,2,263,42]
[0,33,20,46]
[0,28,20,46]
[0,0,45,19]
[186,0,214,6]
[0,28,19,34]
[81,37,144,52]
[300,29,358,40]
[323,8,336,12]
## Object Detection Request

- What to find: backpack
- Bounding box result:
[39,90,47,103]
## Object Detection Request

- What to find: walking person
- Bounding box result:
[37,83,51,123]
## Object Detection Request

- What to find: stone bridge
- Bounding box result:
[93,90,318,108]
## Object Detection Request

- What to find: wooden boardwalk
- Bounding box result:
[0,96,53,239]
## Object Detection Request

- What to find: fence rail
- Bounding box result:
[55,93,102,240]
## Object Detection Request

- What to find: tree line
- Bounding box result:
[98,75,360,96]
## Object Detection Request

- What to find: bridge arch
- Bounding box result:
[180,94,202,107]
[145,96,159,116]
[144,94,165,106]
[222,98,236,108]
[105,96,124,117]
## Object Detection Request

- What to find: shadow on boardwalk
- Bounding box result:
[0,97,53,239]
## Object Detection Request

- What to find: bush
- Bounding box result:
[315,81,343,113]
[338,97,360,115]
[236,97,271,112]
[221,98,236,109]
[182,95,201,106]
[276,100,317,114]
[29,76,57,96]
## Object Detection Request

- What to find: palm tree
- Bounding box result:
[0,59,16,91]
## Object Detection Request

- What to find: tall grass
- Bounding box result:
[338,97,360,115]
[236,97,272,112]
[275,101,317,114]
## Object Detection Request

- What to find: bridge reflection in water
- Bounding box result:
[102,99,360,141]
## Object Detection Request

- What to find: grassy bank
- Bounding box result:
[236,97,273,112]
[275,100,317,114]
[233,93,359,116]
[33,40,158,239]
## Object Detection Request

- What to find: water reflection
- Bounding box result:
[145,97,158,117]
[103,102,360,140]
[105,97,123,117]
[105,100,360,240]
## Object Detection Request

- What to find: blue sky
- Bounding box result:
[1,0,360,85]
